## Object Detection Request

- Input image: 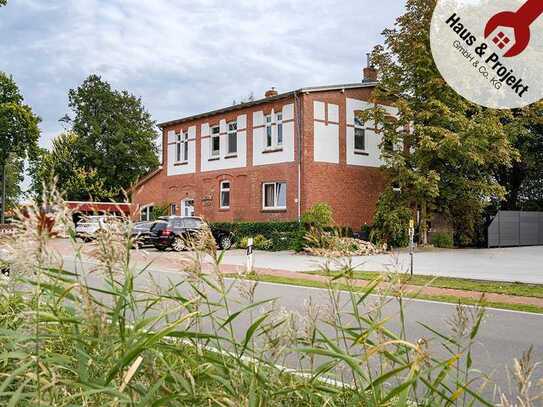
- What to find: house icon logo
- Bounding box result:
[484,0,543,57]
[430,0,543,109]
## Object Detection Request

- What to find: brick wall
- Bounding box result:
[133,86,386,230]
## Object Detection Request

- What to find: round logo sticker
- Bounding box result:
[430,0,543,109]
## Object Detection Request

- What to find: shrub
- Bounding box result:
[211,221,302,251]
[301,202,333,229]
[238,234,272,250]
[371,191,412,248]
[431,232,454,248]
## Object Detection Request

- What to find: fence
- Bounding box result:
[487,211,543,247]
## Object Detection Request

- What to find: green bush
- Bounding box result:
[211,221,302,251]
[431,232,454,248]
[301,203,333,229]
[238,234,273,250]
[371,191,412,248]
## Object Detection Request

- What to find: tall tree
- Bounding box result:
[364,0,519,246]
[66,74,159,200]
[29,132,113,202]
[0,72,40,222]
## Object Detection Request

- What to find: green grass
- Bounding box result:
[304,270,543,299]
[225,273,543,314]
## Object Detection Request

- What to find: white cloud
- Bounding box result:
[1,0,405,151]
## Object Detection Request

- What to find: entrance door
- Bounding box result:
[181,199,195,217]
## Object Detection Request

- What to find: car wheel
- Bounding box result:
[155,245,166,252]
[172,236,186,252]
[219,235,233,250]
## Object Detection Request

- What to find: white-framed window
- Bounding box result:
[181,199,195,217]
[265,115,273,148]
[276,112,283,146]
[176,131,189,162]
[170,203,177,215]
[227,121,237,155]
[262,182,287,210]
[210,125,220,157]
[264,113,283,150]
[140,205,154,221]
[220,181,231,209]
[354,117,366,152]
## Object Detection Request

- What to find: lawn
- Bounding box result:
[305,270,543,299]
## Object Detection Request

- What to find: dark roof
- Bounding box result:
[158,82,377,129]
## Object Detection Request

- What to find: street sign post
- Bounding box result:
[409,219,415,277]
[246,237,254,274]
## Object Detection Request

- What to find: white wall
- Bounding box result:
[313,101,339,164]
[253,103,295,166]
[167,126,196,176]
[345,98,399,168]
[201,115,247,172]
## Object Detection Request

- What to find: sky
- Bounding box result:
[1,0,405,167]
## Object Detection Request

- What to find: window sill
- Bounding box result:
[174,161,189,166]
[262,208,287,213]
[262,147,284,154]
[354,150,369,156]
[208,156,220,162]
[219,207,230,212]
[224,153,238,159]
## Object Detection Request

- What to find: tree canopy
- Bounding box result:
[32,74,160,201]
[363,0,521,246]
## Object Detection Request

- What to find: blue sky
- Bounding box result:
[1,0,405,153]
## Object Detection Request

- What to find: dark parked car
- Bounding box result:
[148,216,234,252]
[131,221,155,248]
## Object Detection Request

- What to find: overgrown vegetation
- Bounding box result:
[431,232,454,249]
[1,189,538,405]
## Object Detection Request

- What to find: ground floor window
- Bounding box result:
[140,205,154,221]
[170,203,177,215]
[220,181,231,209]
[262,182,286,210]
[181,199,195,217]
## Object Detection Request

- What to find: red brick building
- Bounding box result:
[132,67,394,230]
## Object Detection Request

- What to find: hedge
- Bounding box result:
[211,221,357,252]
[211,221,303,251]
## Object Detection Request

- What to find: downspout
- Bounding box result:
[294,91,302,222]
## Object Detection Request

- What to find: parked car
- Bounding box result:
[75,216,122,241]
[148,216,234,252]
[130,221,155,248]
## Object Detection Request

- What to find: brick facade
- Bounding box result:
[132,84,387,230]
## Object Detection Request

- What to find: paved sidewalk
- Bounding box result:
[47,239,543,310]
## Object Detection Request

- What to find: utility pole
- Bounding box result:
[0,163,5,224]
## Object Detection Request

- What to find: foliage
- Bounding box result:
[301,202,334,229]
[362,0,518,246]
[0,189,523,406]
[1,154,24,211]
[0,0,6,7]
[31,75,159,201]
[151,202,170,220]
[495,101,543,211]
[29,132,114,201]
[371,191,412,247]
[211,221,302,251]
[431,232,454,249]
[238,234,273,251]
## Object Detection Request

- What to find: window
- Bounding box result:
[140,206,154,221]
[354,117,366,152]
[210,125,220,157]
[262,182,287,210]
[227,121,237,154]
[276,113,283,146]
[265,115,273,148]
[170,203,177,216]
[220,181,231,209]
[176,131,189,162]
[181,199,195,217]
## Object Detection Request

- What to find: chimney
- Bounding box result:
[265,87,278,98]
[362,53,378,83]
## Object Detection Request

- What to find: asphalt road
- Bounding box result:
[61,256,543,401]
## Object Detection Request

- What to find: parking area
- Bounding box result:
[47,239,543,284]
